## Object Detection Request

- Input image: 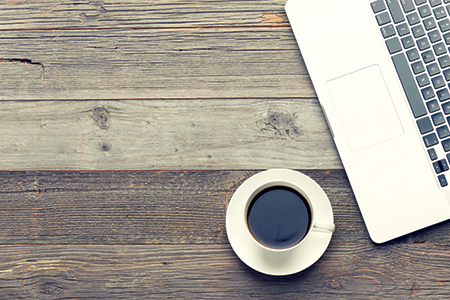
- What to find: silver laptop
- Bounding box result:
[286,0,450,243]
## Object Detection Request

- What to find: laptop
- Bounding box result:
[285,0,450,243]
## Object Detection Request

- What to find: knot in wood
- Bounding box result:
[101,142,111,152]
[256,110,301,139]
[37,281,64,297]
[20,266,77,299]
[326,279,343,290]
[92,107,110,130]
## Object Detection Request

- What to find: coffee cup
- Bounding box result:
[244,177,335,252]
[226,169,335,275]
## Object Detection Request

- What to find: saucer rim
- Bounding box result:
[225,169,334,276]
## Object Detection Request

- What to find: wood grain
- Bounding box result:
[1,170,449,245]
[1,243,450,299]
[0,99,339,170]
[0,27,313,100]
[3,1,449,298]
[0,170,369,245]
[1,0,290,30]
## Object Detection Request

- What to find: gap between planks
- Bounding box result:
[0,24,291,32]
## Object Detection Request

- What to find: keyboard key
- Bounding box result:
[434,160,444,173]
[442,138,450,151]
[439,19,450,32]
[401,0,415,12]
[432,112,446,125]
[407,12,421,25]
[377,12,392,25]
[417,73,430,86]
[422,86,435,99]
[415,0,427,4]
[397,23,410,36]
[439,87,450,100]
[427,99,441,112]
[442,102,450,114]
[434,6,447,19]
[407,48,420,61]
[440,17,450,33]
[444,68,450,80]
[439,55,450,68]
[441,159,449,171]
[412,24,426,37]
[434,162,443,173]
[437,87,450,101]
[428,30,442,42]
[433,75,445,88]
[433,76,446,89]
[386,37,402,53]
[424,17,437,30]
[401,35,415,48]
[381,24,396,38]
[417,37,430,50]
[444,32,450,44]
[371,0,387,13]
[437,125,450,138]
[417,116,434,133]
[427,62,440,76]
[428,148,438,160]
[419,4,433,17]
[434,43,447,56]
[422,50,435,63]
[424,132,439,147]
[438,174,448,186]
[392,53,428,118]
[412,61,425,74]
[387,0,406,23]
[430,0,443,7]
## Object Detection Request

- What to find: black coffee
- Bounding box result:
[247,186,311,249]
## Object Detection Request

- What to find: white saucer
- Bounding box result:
[226,169,334,276]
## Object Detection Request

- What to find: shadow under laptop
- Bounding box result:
[390,218,450,244]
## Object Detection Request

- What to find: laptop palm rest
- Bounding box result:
[326,65,404,152]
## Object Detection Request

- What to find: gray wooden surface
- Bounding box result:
[0,1,313,100]
[0,100,339,170]
[1,1,450,299]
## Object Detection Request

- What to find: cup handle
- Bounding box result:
[312,220,335,233]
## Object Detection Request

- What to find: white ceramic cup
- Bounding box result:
[226,169,336,275]
[242,172,335,252]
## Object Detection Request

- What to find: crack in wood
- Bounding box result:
[0,58,45,80]
[80,5,107,20]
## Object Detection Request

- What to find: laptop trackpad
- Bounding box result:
[326,65,404,152]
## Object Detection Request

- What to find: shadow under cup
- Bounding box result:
[246,185,312,250]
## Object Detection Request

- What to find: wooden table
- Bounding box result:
[1,1,450,298]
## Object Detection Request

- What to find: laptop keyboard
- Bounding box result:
[372,0,450,187]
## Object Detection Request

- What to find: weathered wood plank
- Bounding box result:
[0,0,290,30]
[1,243,450,299]
[0,27,313,100]
[2,170,450,245]
[0,99,339,170]
[0,170,371,244]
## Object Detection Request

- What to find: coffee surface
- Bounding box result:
[247,186,311,249]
